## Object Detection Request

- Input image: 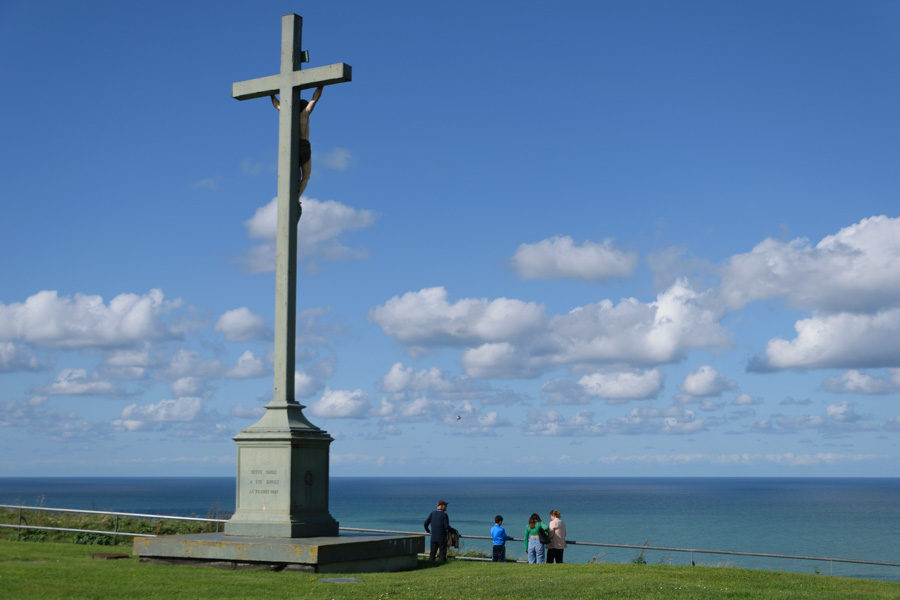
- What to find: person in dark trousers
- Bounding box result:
[547,509,568,563]
[424,499,450,561]
[491,514,510,562]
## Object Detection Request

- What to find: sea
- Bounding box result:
[1,477,898,582]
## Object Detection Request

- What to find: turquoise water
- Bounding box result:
[1,477,898,581]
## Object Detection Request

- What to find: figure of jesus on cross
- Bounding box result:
[232,14,351,409]
[270,85,322,211]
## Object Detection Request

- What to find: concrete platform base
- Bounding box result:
[133,532,424,573]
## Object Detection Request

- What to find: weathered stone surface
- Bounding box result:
[134,532,424,573]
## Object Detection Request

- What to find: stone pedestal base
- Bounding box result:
[133,532,424,573]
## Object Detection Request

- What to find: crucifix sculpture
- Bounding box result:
[225,14,351,539]
[234,13,351,409]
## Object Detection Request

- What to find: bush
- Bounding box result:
[19,530,47,542]
[73,532,114,546]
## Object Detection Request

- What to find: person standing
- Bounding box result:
[524,512,549,564]
[490,515,510,562]
[424,499,450,561]
[547,509,568,563]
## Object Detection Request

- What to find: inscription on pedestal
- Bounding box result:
[248,469,281,496]
[237,450,289,512]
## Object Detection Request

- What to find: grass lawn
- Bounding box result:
[1,539,899,599]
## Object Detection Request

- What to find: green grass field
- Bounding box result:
[1,539,899,599]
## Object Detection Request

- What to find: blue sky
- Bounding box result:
[2,0,899,478]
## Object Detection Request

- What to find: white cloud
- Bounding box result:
[605,404,712,435]
[541,378,592,405]
[747,402,874,436]
[158,350,224,381]
[732,393,762,406]
[524,404,711,437]
[462,410,511,435]
[462,342,543,379]
[307,387,370,418]
[0,342,42,373]
[231,402,265,419]
[0,289,180,349]
[371,280,730,379]
[523,409,606,437]
[750,309,900,371]
[370,287,545,349]
[822,369,900,394]
[295,370,322,398]
[578,369,663,401]
[319,147,353,170]
[762,452,880,466]
[241,197,376,273]
[0,396,105,443]
[224,350,268,379]
[510,236,638,281]
[720,215,900,313]
[381,362,452,394]
[215,308,270,342]
[679,365,736,397]
[170,377,203,397]
[34,368,124,397]
[112,397,205,431]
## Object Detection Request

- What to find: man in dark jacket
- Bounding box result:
[424,499,450,561]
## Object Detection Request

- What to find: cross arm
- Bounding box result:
[232,63,352,101]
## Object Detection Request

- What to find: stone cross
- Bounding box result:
[233,14,351,408]
[225,14,351,539]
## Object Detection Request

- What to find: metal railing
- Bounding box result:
[340,527,900,575]
[3,504,898,576]
[0,504,228,543]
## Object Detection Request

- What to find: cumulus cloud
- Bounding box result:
[679,365,737,397]
[157,350,225,382]
[732,393,762,406]
[224,350,268,379]
[720,215,900,313]
[215,308,271,342]
[241,197,376,273]
[370,287,545,349]
[381,362,456,394]
[524,404,712,437]
[578,369,664,402]
[822,369,900,394]
[232,402,265,419]
[605,404,712,435]
[523,409,606,437]
[98,346,155,380]
[371,280,730,379]
[0,342,42,373]
[747,402,874,436]
[307,387,370,418]
[541,378,592,405]
[378,362,480,399]
[0,396,106,442]
[0,289,180,349]
[510,236,638,281]
[294,370,321,398]
[33,368,125,397]
[749,309,900,371]
[112,397,205,432]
